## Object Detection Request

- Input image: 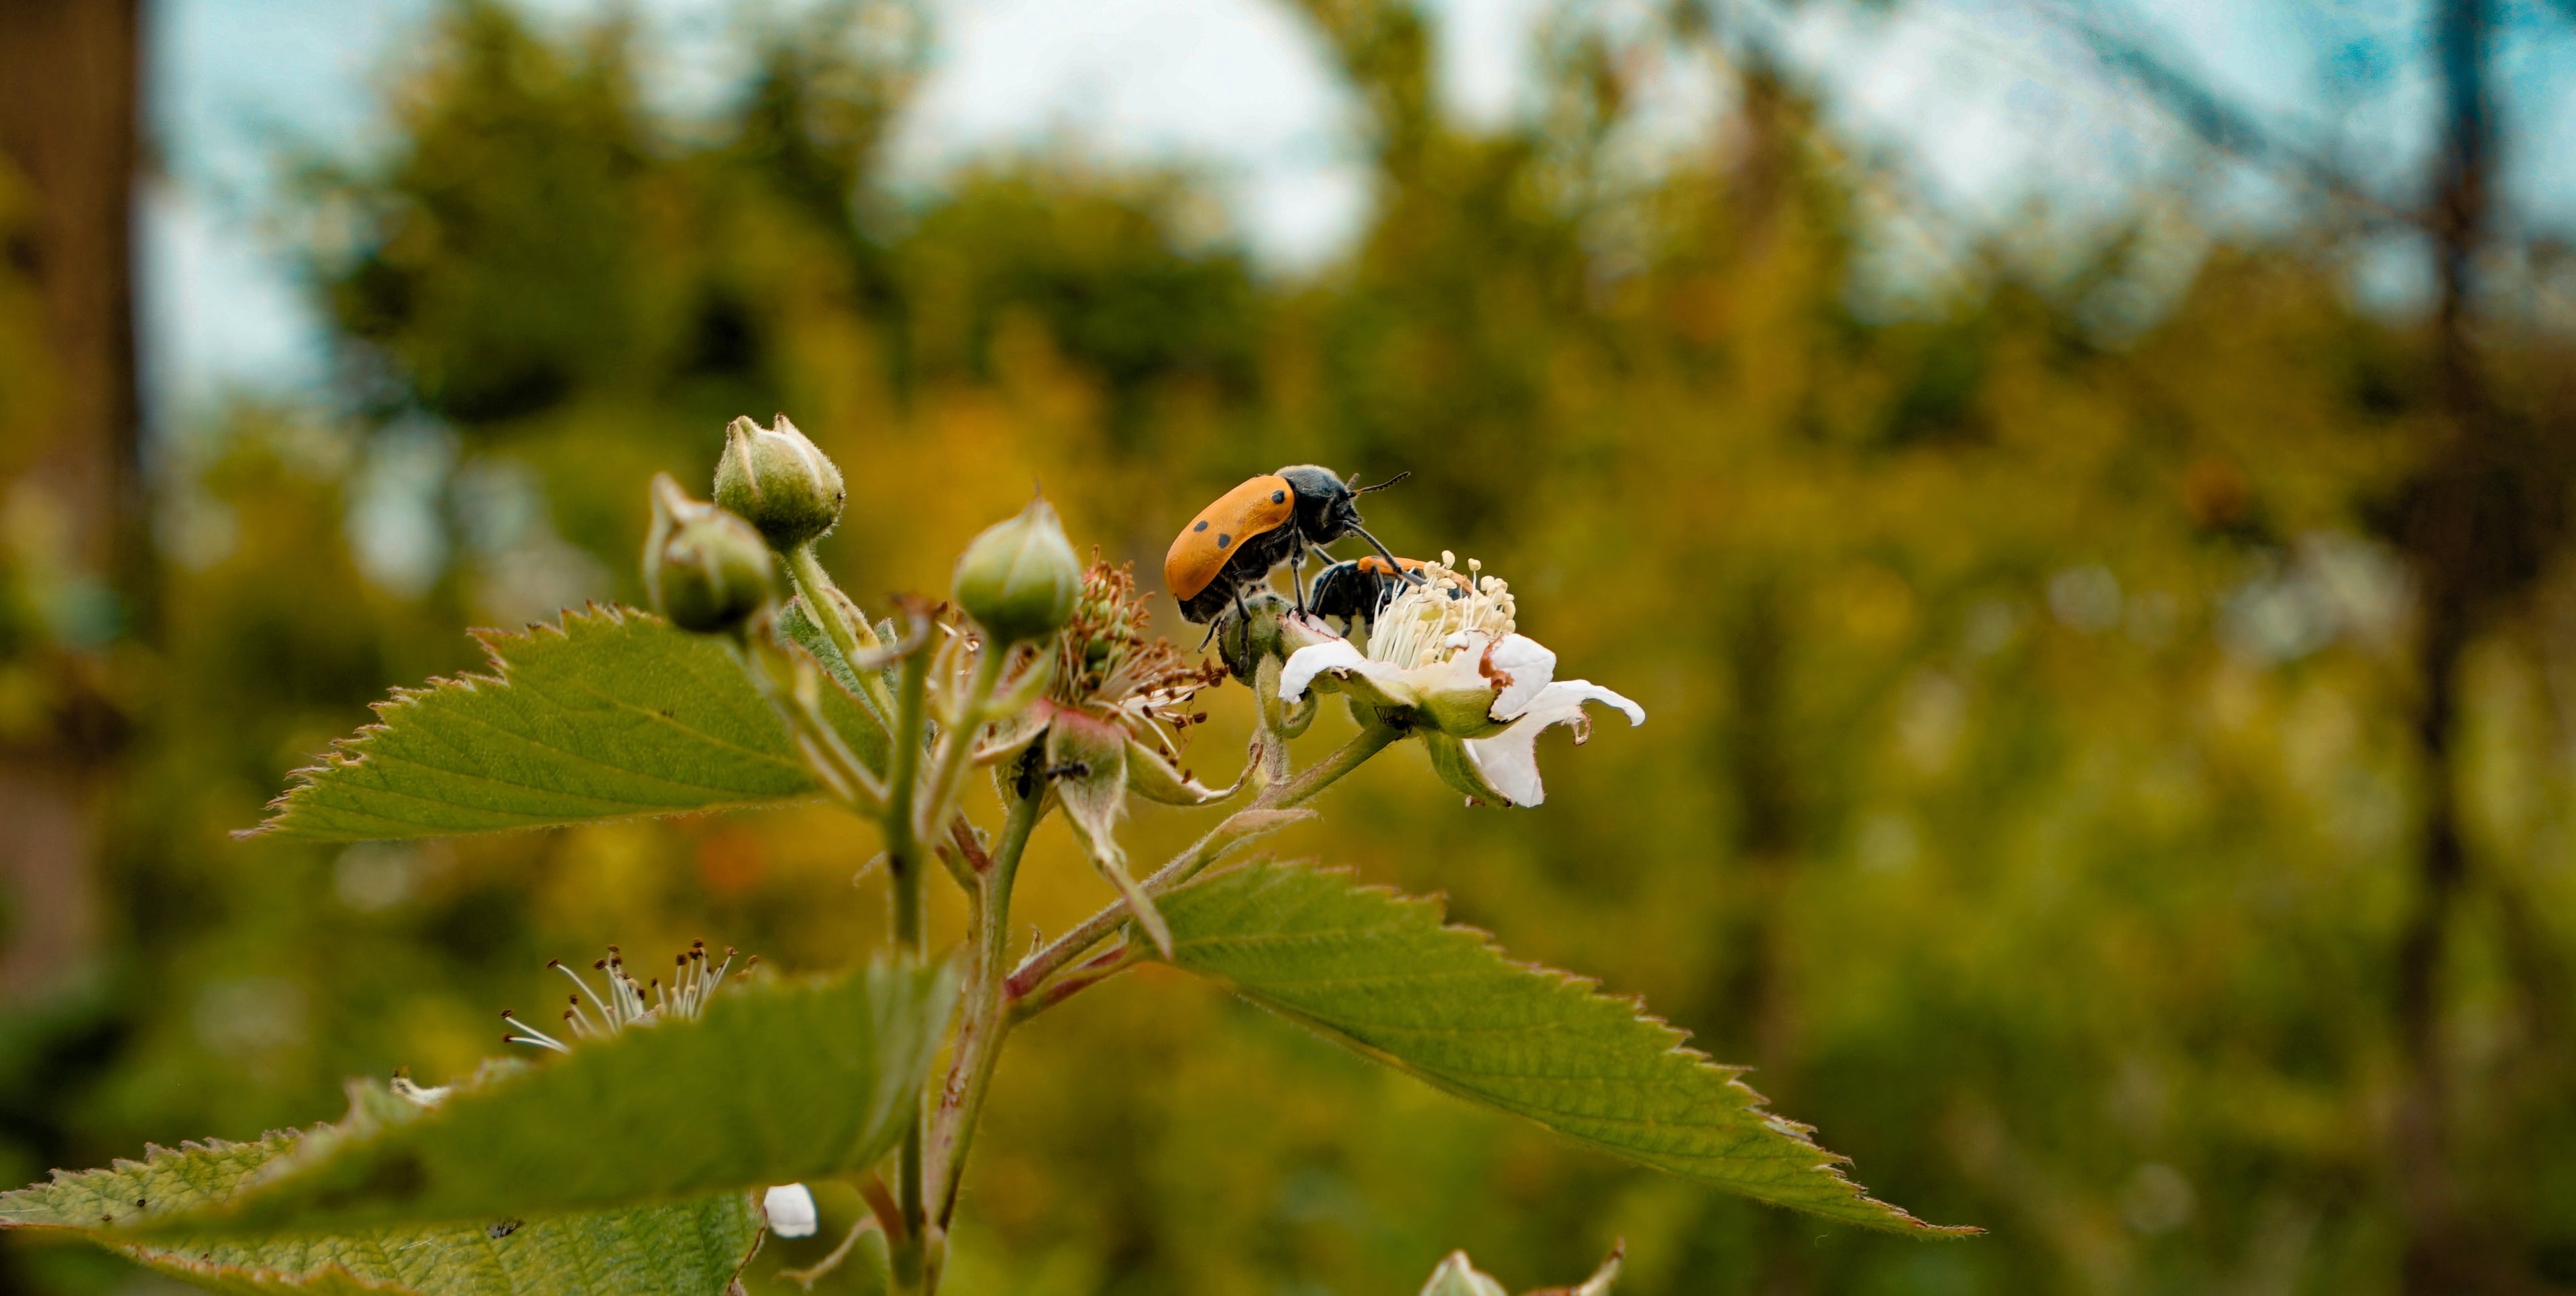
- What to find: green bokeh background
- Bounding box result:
[7,1,2576,1292]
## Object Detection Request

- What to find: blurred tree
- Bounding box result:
[2047,1,2576,1286]
[0,0,140,1000]
[12,0,2576,1293]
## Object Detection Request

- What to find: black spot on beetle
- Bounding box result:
[1271,490,1285,503]
[1216,534,1232,548]
[1192,520,1208,532]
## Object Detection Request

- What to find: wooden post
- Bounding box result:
[0,0,142,996]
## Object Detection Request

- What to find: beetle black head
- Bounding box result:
[1273,464,1422,584]
[1274,464,1356,539]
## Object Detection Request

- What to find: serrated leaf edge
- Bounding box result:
[5,1115,769,1292]
[123,1251,418,1294]
[240,603,812,840]
[2,1132,304,1232]
[1166,862,1980,1238]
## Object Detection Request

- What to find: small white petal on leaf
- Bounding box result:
[763,1183,818,1239]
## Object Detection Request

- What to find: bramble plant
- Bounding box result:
[0,419,1970,1294]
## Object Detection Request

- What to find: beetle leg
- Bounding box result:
[1348,523,1426,585]
[1290,537,1312,612]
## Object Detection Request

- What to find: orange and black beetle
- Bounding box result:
[1309,554,1438,629]
[1164,466,1414,623]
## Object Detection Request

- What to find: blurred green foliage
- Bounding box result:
[9,0,2576,1292]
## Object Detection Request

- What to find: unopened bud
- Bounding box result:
[644,474,774,634]
[953,496,1081,645]
[713,414,845,549]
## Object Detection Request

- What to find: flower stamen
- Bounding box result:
[506,940,748,1055]
[1366,551,1511,669]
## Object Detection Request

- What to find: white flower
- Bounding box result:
[1419,1243,1623,1296]
[763,1183,819,1239]
[1279,553,1642,808]
[501,940,747,1053]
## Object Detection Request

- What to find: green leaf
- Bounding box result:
[253,604,883,841]
[165,958,954,1235]
[1152,862,1974,1236]
[0,1116,761,1295]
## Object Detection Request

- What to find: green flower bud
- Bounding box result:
[1216,591,1293,684]
[643,474,775,634]
[952,496,1081,645]
[712,413,845,549]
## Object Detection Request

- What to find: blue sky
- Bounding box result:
[142,0,2576,426]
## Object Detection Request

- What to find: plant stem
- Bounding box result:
[1008,945,1137,1023]
[929,779,1044,1228]
[1259,721,1402,814]
[884,650,932,953]
[913,645,1009,843]
[786,541,897,723]
[1004,722,1400,1002]
[787,542,880,651]
[878,645,932,1293]
[739,633,888,813]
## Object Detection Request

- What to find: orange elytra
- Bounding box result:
[1165,474,1295,602]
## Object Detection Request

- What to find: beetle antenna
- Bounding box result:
[1350,471,1411,495]
[1347,524,1427,584]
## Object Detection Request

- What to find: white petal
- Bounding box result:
[1528,678,1646,728]
[1483,633,1558,720]
[1420,1252,1511,1296]
[1281,639,1424,711]
[1460,725,1548,807]
[763,1183,818,1238]
[1279,640,1366,704]
[1460,680,1646,807]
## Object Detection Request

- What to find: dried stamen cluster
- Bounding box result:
[1051,559,1225,758]
[501,940,748,1054]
